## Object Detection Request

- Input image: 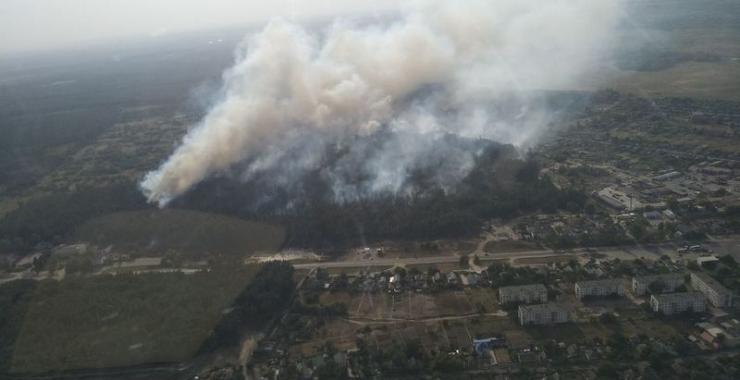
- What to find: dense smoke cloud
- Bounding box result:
[141,0,622,206]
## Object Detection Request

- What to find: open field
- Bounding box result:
[0,197,19,219]
[608,119,740,155]
[295,283,688,362]
[0,281,36,372]
[288,315,523,359]
[610,61,740,102]
[292,305,686,362]
[317,288,502,321]
[9,266,260,373]
[76,209,285,256]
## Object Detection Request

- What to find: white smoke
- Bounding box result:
[141,0,622,206]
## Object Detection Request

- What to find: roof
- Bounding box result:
[576,279,623,288]
[692,272,732,295]
[492,348,511,364]
[633,273,685,284]
[518,303,568,314]
[696,256,720,264]
[499,284,547,296]
[651,292,705,303]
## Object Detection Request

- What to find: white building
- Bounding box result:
[650,292,706,315]
[632,273,685,296]
[696,255,720,266]
[595,187,642,210]
[574,279,624,300]
[518,303,570,325]
[498,284,547,305]
[690,272,733,308]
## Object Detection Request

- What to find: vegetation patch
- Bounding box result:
[0,183,147,253]
[9,265,261,373]
[0,280,37,373]
[76,209,286,256]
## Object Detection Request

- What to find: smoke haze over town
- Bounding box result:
[141,0,623,206]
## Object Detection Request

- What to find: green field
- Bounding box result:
[608,123,740,155]
[76,209,286,256]
[9,266,259,373]
[610,61,740,102]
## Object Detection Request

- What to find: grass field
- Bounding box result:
[0,197,19,219]
[319,288,501,321]
[76,209,286,256]
[605,55,740,101]
[608,125,740,155]
[9,266,260,373]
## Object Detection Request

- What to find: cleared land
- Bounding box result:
[293,285,686,361]
[76,209,286,256]
[318,288,501,321]
[610,61,740,102]
[10,266,260,373]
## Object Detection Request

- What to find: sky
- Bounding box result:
[0,0,402,54]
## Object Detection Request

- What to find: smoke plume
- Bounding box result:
[141,0,622,206]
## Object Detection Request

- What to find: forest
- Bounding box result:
[201,261,295,351]
[0,145,587,255]
[0,182,148,253]
[177,143,588,249]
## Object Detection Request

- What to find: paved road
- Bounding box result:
[294,237,740,270]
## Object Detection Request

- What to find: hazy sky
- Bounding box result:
[0,0,402,54]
